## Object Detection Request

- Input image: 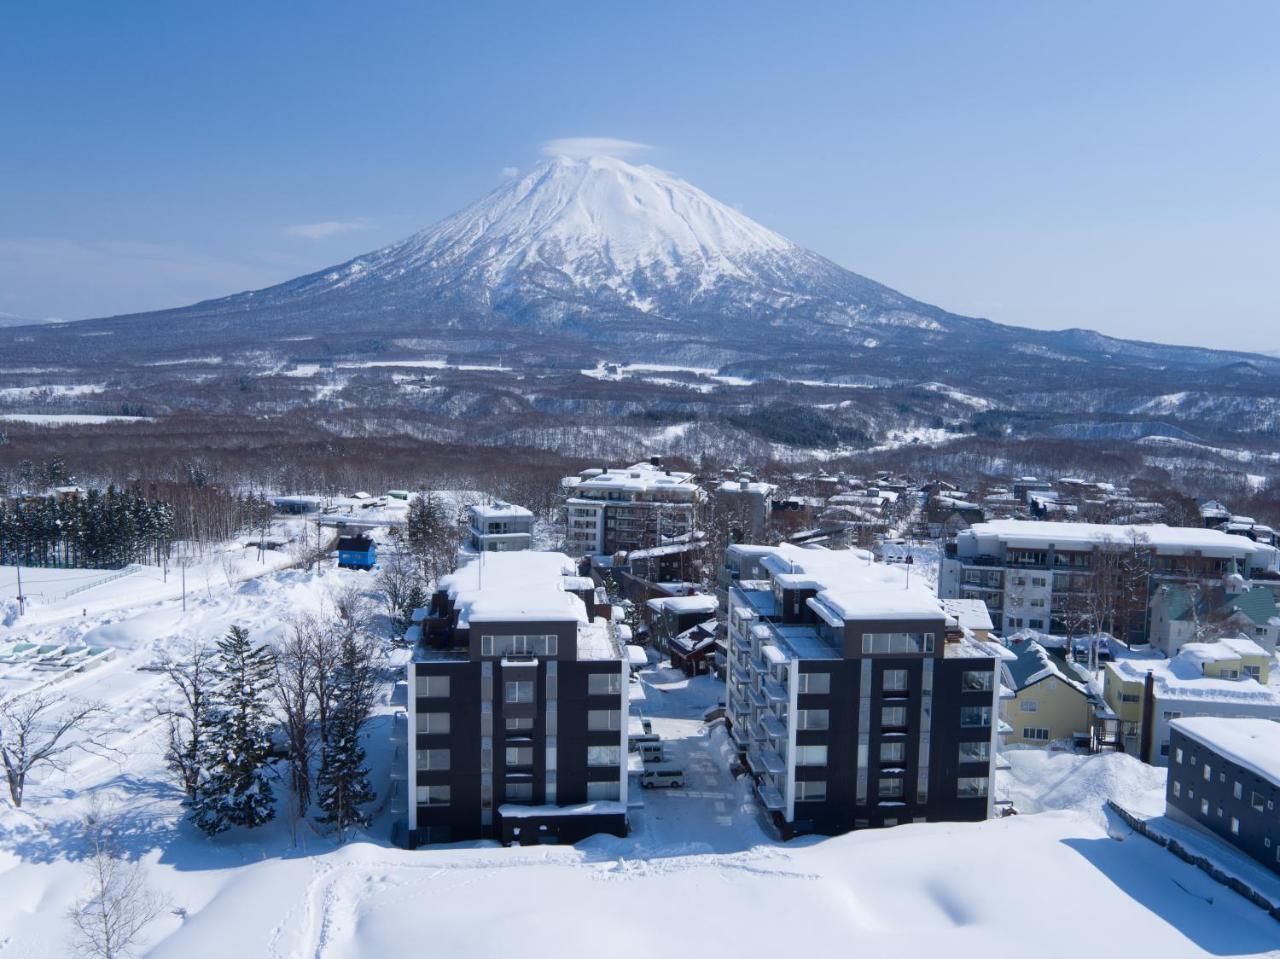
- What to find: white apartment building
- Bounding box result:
[561,459,704,557]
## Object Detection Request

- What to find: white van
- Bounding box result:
[639,765,685,789]
[638,740,665,764]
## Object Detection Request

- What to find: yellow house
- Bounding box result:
[1000,639,1092,747]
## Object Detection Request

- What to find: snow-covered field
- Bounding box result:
[1,542,1277,956]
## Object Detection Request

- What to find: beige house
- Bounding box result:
[1000,639,1092,747]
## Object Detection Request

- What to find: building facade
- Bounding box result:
[724,544,1004,835]
[467,501,534,553]
[1166,717,1280,874]
[561,459,704,557]
[939,520,1278,640]
[405,552,629,846]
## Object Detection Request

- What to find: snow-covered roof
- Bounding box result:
[940,598,994,633]
[1108,655,1280,707]
[958,520,1269,557]
[437,552,586,627]
[469,500,533,520]
[1006,639,1089,695]
[646,594,719,615]
[566,461,700,497]
[1170,717,1280,784]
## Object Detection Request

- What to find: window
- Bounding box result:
[861,632,935,655]
[882,669,909,692]
[880,741,905,763]
[505,746,534,767]
[1120,692,1141,704]
[416,785,451,806]
[505,782,534,802]
[1233,782,1243,800]
[799,672,831,695]
[587,745,621,767]
[505,681,534,704]
[878,777,904,798]
[957,777,989,798]
[1203,764,1211,782]
[420,712,451,735]
[962,670,994,692]
[1219,668,1238,680]
[416,749,450,771]
[1029,620,1044,630]
[1022,727,1050,742]
[959,741,990,763]
[505,716,533,732]
[795,780,827,801]
[1172,780,1181,797]
[1231,817,1240,835]
[797,709,830,731]
[1244,665,1261,681]
[1031,577,1046,588]
[960,706,992,728]
[1174,747,1184,764]
[417,675,450,698]
[1200,798,1209,816]
[1018,700,1038,713]
[1252,791,1266,812]
[587,780,620,801]
[482,634,559,657]
[881,706,908,728]
[796,745,828,766]
[588,672,622,696]
[588,709,622,731]
[1029,598,1045,608]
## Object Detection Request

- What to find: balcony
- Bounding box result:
[760,749,786,775]
[763,679,788,704]
[758,713,787,740]
[757,782,786,811]
[747,686,767,709]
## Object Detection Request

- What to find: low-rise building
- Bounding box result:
[1149,583,1280,657]
[1102,639,1280,764]
[336,533,377,570]
[724,543,1006,836]
[467,501,534,553]
[405,551,629,846]
[1000,639,1092,748]
[1166,717,1280,875]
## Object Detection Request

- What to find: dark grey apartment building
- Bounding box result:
[405,551,629,846]
[1166,717,1280,874]
[725,543,1005,835]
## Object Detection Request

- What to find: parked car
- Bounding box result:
[639,765,685,789]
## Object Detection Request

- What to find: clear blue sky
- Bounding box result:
[2,2,1277,350]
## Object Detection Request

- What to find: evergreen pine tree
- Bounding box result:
[314,626,377,837]
[396,583,428,634]
[191,625,277,836]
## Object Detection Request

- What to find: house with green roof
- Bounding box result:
[1149,583,1279,657]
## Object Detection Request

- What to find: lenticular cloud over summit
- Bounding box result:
[540,137,653,159]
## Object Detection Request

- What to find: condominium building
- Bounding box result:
[724,543,1006,836]
[939,520,1278,640]
[561,459,704,557]
[1166,717,1280,875]
[467,501,534,553]
[405,551,629,846]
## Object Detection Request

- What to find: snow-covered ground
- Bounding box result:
[0,542,1277,956]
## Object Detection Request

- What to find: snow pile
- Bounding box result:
[1001,748,1167,828]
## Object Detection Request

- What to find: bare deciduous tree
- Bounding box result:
[0,691,103,807]
[155,641,216,801]
[68,803,168,959]
[273,617,317,841]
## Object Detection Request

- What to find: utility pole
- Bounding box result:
[14,561,25,617]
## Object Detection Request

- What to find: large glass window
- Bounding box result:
[959,706,991,728]
[588,672,622,696]
[795,745,828,766]
[795,780,827,801]
[416,749,450,770]
[881,705,908,728]
[505,716,533,732]
[957,776,989,798]
[417,675,450,698]
[861,633,936,655]
[878,777,904,798]
[588,709,622,731]
[504,681,534,704]
[420,712,451,734]
[880,741,905,763]
[958,741,989,763]
[587,781,620,801]
[797,709,829,731]
[587,745,622,767]
[799,672,830,695]
[961,670,993,692]
[416,785,451,806]
[882,669,909,692]
[505,746,534,767]
[505,782,534,802]
[482,634,559,657]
